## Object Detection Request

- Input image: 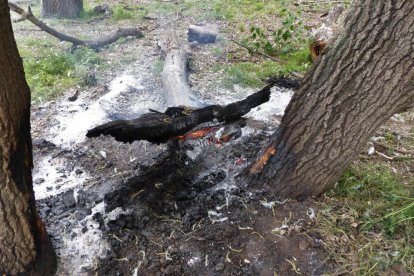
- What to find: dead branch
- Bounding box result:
[8,3,143,50]
[161,43,206,108]
[371,140,414,155]
[86,81,278,143]
[374,151,414,162]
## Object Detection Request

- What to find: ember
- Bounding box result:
[175,127,219,140]
[249,145,276,173]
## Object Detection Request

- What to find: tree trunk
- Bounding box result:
[247,0,414,199]
[0,3,56,275]
[42,0,83,18]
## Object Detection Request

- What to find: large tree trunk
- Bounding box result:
[0,3,55,275]
[247,0,414,199]
[42,0,83,18]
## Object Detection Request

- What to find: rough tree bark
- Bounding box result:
[42,0,83,18]
[0,2,56,275]
[247,0,414,199]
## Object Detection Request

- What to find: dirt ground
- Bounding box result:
[9,1,412,275]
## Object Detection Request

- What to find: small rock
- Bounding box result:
[53,205,65,216]
[299,239,310,251]
[214,262,224,272]
[141,230,153,240]
[39,206,51,217]
[34,178,45,184]
[68,90,79,102]
[164,265,174,275]
[75,168,83,175]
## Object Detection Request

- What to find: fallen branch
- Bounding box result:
[161,42,206,108]
[374,151,414,162]
[8,3,143,50]
[86,81,278,143]
[371,140,414,155]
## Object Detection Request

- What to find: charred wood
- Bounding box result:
[86,82,277,144]
[104,149,194,212]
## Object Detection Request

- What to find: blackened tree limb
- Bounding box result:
[86,82,277,143]
[8,3,143,50]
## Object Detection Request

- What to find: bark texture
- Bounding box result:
[248,0,414,198]
[42,0,83,18]
[0,3,55,275]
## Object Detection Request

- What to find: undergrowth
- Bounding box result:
[317,163,414,274]
[17,38,102,102]
[220,47,311,87]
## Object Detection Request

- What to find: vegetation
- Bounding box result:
[9,0,413,274]
[318,163,414,274]
[244,9,308,56]
[17,38,102,102]
[221,47,311,87]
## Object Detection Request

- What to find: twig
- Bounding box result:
[230,39,287,64]
[375,151,414,162]
[372,140,414,155]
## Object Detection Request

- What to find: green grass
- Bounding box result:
[17,38,102,102]
[209,0,288,21]
[111,1,189,22]
[220,47,311,87]
[317,163,414,274]
[152,58,164,76]
[112,6,137,21]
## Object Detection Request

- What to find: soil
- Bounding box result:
[10,1,343,275]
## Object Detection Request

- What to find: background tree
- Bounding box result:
[42,0,83,18]
[0,2,55,274]
[247,0,414,199]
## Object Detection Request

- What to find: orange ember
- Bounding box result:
[175,127,218,140]
[249,145,276,173]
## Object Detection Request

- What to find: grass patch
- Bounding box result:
[17,38,103,102]
[152,58,164,76]
[221,47,311,87]
[210,0,288,21]
[317,163,414,274]
[112,6,136,21]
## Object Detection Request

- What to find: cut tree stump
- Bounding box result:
[8,3,143,50]
[188,25,218,44]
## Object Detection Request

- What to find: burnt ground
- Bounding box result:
[33,115,336,275]
[11,0,412,275]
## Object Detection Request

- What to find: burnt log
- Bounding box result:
[86,81,278,143]
[8,3,143,50]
